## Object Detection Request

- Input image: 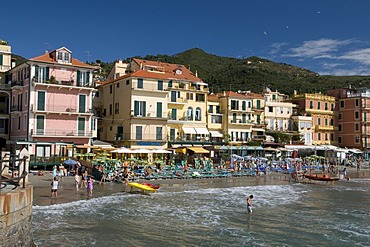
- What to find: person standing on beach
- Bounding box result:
[75,173,81,191]
[51,177,59,197]
[87,176,93,196]
[247,195,254,214]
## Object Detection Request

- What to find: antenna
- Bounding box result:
[84,51,91,63]
[43,42,51,51]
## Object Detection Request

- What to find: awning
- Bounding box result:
[188,147,210,154]
[209,130,223,137]
[182,126,197,134]
[194,127,210,135]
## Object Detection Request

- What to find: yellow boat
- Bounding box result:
[128,182,157,193]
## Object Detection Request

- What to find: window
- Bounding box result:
[232,113,237,123]
[310,101,313,109]
[156,102,162,118]
[355,99,359,107]
[187,107,193,121]
[110,85,113,94]
[76,71,90,86]
[37,91,45,111]
[242,101,246,110]
[355,111,359,119]
[115,103,119,114]
[318,133,321,140]
[195,94,205,102]
[78,117,85,136]
[318,118,321,125]
[117,83,120,88]
[355,123,359,131]
[231,100,238,110]
[216,106,221,114]
[79,94,86,113]
[36,115,44,135]
[268,106,273,113]
[186,93,193,100]
[317,102,321,110]
[170,128,176,141]
[355,135,360,143]
[338,136,342,144]
[109,104,112,115]
[171,109,177,120]
[331,104,335,111]
[136,126,142,140]
[64,53,70,62]
[58,52,63,60]
[242,114,246,123]
[137,78,143,89]
[195,107,201,121]
[256,100,261,109]
[325,102,328,110]
[338,124,342,131]
[340,100,344,108]
[211,115,222,124]
[157,80,163,91]
[133,101,146,117]
[18,116,21,130]
[208,105,213,114]
[339,113,342,120]
[325,118,328,126]
[24,114,27,130]
[126,80,129,85]
[168,80,173,88]
[34,66,49,83]
[156,127,162,140]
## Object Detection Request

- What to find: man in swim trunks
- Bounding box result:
[247,195,253,214]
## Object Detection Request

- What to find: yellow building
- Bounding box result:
[207,94,224,141]
[96,58,209,149]
[217,91,265,145]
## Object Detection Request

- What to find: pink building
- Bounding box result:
[8,47,97,159]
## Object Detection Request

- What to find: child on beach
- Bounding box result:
[51,177,59,197]
[75,173,81,191]
[87,177,93,196]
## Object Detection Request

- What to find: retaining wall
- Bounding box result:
[0,185,33,247]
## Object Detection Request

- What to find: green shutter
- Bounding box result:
[78,118,85,136]
[36,116,44,135]
[77,71,81,85]
[134,101,139,116]
[37,91,45,111]
[79,95,86,113]
[156,102,162,118]
[34,65,39,80]
[86,72,90,84]
[0,54,3,65]
[45,67,49,81]
[143,102,146,116]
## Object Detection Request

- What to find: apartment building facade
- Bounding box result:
[8,47,97,155]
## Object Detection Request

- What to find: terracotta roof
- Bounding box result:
[132,58,202,82]
[208,94,219,102]
[29,49,97,69]
[217,91,264,99]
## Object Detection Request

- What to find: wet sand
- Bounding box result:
[29,167,370,206]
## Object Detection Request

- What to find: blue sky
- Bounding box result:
[2,0,370,76]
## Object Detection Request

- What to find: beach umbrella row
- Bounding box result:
[110,148,171,154]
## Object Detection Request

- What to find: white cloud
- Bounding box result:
[317,66,370,76]
[269,42,289,57]
[339,48,370,65]
[284,38,354,59]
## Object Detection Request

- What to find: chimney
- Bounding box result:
[195,70,198,77]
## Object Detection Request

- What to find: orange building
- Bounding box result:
[292,92,336,146]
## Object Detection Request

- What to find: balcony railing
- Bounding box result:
[31,104,93,114]
[31,129,93,137]
[315,125,335,131]
[33,77,95,88]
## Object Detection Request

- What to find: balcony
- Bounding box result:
[131,110,168,119]
[10,105,22,112]
[31,104,93,115]
[31,129,93,137]
[315,125,335,131]
[33,77,95,89]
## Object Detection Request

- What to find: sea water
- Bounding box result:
[32,179,370,246]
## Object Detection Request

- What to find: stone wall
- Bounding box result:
[0,186,33,247]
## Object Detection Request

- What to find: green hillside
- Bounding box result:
[133,48,370,95]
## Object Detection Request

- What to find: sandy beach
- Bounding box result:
[29,166,370,206]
